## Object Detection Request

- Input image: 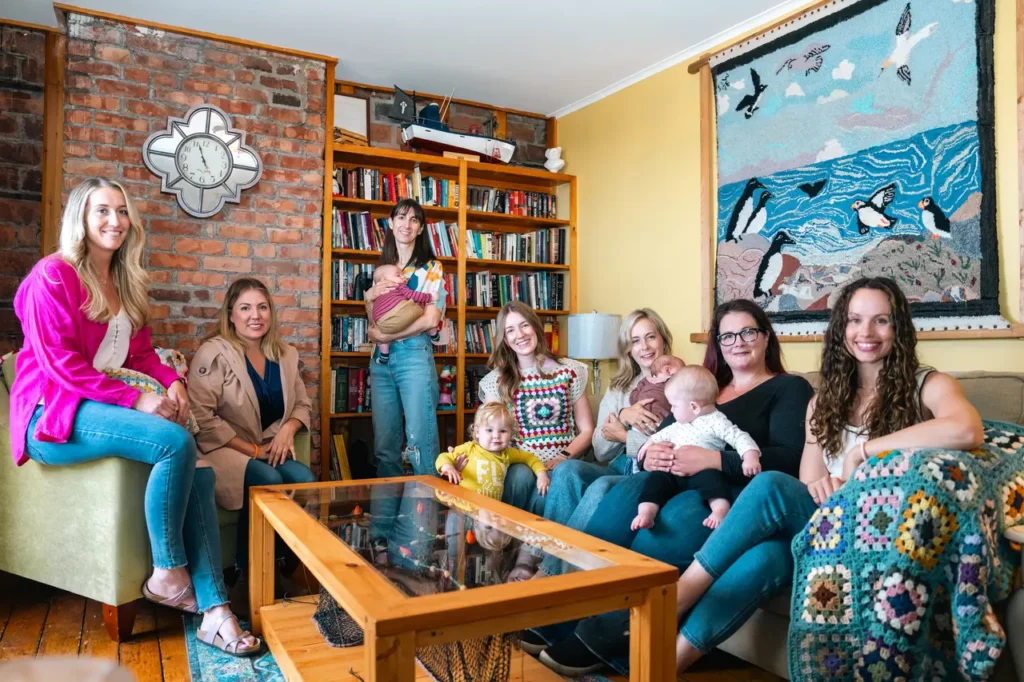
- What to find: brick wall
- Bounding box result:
[0,24,45,354]
[357,86,549,167]
[62,12,328,465]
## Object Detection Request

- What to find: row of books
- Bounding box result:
[464,320,496,355]
[329,366,371,414]
[465,272,565,311]
[332,210,388,250]
[426,221,459,258]
[330,313,559,357]
[465,228,566,265]
[332,315,460,355]
[464,366,488,408]
[466,186,556,219]
[330,261,374,301]
[330,261,458,306]
[334,166,458,208]
[331,316,369,353]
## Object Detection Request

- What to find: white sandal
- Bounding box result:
[196,612,262,657]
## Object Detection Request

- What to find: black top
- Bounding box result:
[246,356,285,432]
[654,374,814,482]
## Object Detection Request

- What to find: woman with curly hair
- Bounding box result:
[663,276,982,673]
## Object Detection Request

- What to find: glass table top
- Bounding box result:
[285,480,614,597]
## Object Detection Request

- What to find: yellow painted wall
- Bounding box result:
[561,0,1021,372]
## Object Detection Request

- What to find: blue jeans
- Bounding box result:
[537,455,633,576]
[188,467,231,610]
[501,463,546,515]
[540,471,811,674]
[236,457,317,571]
[369,334,439,545]
[26,402,196,569]
[26,403,229,611]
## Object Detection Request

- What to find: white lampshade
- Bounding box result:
[567,312,620,360]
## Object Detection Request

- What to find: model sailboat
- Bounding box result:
[389,86,517,164]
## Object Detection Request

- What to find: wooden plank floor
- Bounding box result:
[0,571,781,681]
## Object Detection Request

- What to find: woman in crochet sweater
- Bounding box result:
[477,302,594,515]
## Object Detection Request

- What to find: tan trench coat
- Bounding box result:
[187,336,312,510]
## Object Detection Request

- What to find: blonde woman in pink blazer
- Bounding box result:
[9,178,259,657]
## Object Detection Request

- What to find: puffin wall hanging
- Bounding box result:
[711,0,999,328]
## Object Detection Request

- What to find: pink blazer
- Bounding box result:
[9,256,180,465]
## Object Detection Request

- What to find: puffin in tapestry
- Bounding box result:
[754,231,796,299]
[735,68,767,119]
[851,183,898,235]
[918,197,951,239]
[724,178,765,242]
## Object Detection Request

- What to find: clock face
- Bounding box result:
[176,134,232,188]
[142,104,262,218]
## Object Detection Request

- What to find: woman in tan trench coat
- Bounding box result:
[188,278,315,596]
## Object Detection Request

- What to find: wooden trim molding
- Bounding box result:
[333,79,546,120]
[53,3,337,64]
[319,66,336,481]
[40,32,65,257]
[1018,0,1024,319]
[698,62,716,332]
[687,0,833,74]
[0,18,62,33]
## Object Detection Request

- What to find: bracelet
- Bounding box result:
[252,442,259,459]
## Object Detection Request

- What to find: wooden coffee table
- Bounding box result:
[249,476,678,681]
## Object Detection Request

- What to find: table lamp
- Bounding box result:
[568,311,621,395]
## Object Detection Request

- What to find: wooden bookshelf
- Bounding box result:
[321,144,578,478]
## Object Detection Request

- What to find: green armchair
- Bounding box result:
[0,353,310,641]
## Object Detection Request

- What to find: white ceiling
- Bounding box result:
[3,0,807,117]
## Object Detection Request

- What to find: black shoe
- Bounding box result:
[519,630,548,656]
[538,635,605,676]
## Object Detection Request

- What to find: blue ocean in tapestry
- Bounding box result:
[716,121,982,260]
[711,0,996,319]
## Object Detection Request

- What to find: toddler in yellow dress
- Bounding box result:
[436,402,550,501]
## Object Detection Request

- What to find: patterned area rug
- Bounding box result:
[183,614,613,682]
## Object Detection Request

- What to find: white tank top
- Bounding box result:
[823,368,933,477]
[93,308,132,371]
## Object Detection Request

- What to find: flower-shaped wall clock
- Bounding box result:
[142,104,263,219]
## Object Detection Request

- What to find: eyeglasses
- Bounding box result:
[717,327,764,346]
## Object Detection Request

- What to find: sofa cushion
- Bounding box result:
[795,370,1024,425]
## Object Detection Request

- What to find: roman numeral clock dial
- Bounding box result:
[142,104,262,218]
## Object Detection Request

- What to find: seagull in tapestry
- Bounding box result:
[880,3,938,85]
[776,43,831,76]
[735,68,767,119]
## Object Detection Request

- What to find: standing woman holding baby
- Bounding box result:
[363,199,446,557]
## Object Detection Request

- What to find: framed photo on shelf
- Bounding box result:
[334,93,370,147]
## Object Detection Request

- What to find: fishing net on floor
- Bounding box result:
[417,633,515,682]
[312,584,516,681]
[312,585,364,648]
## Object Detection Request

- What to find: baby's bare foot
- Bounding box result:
[703,508,728,529]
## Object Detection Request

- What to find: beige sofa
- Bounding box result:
[717,370,1024,680]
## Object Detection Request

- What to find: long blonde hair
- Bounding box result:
[208,278,284,362]
[609,308,673,392]
[59,178,150,330]
[488,302,559,405]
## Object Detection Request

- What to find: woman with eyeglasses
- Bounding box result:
[532,299,813,677]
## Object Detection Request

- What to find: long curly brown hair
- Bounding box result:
[488,302,560,404]
[810,277,921,460]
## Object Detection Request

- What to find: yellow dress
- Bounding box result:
[435,442,547,500]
